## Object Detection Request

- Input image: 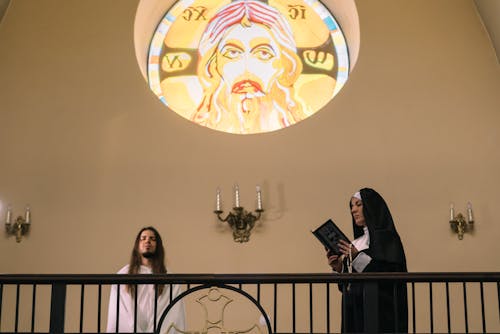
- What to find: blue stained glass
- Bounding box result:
[165,13,176,23]
[324,17,338,31]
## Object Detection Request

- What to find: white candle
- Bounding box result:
[25,206,31,224]
[450,203,455,221]
[467,202,474,222]
[234,184,240,208]
[216,188,221,211]
[256,185,262,210]
[6,206,11,224]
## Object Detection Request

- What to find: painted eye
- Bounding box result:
[222,47,242,59]
[253,47,275,61]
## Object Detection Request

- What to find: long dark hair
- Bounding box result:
[127,226,167,295]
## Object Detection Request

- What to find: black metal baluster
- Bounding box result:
[497,282,500,322]
[31,284,36,333]
[115,284,120,333]
[273,283,277,333]
[97,284,102,333]
[15,284,20,333]
[134,284,138,333]
[326,283,330,334]
[292,283,296,334]
[445,282,451,334]
[49,283,66,334]
[429,282,434,333]
[309,283,313,334]
[0,283,3,329]
[154,284,158,333]
[462,282,469,334]
[79,284,85,333]
[411,282,416,334]
[480,282,486,333]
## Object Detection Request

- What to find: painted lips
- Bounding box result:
[232,80,262,94]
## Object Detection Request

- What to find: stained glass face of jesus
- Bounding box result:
[148,0,350,134]
[215,24,284,107]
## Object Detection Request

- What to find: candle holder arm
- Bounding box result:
[214,208,264,243]
[5,215,30,242]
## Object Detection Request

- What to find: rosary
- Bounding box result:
[346,244,353,291]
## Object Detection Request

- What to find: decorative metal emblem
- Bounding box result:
[157,285,271,334]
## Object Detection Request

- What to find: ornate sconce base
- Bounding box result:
[450,213,473,240]
[6,216,30,243]
[215,207,264,243]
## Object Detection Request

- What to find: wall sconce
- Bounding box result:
[5,205,31,242]
[449,202,474,240]
[214,185,264,243]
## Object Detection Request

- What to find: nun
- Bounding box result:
[327,188,408,333]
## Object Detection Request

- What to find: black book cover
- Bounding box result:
[312,219,351,255]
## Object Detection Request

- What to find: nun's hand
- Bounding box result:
[326,250,342,273]
[338,240,359,259]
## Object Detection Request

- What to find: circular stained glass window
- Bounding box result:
[148,0,349,134]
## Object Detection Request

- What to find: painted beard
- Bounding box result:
[195,75,303,133]
[220,87,270,133]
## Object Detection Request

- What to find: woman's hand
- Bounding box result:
[337,240,359,259]
[326,250,343,272]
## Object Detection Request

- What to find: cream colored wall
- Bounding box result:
[0,0,499,276]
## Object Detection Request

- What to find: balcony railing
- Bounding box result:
[0,272,499,333]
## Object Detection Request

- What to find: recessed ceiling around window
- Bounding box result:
[0,0,11,26]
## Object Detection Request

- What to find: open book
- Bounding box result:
[312,219,351,255]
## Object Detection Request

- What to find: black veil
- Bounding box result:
[350,188,407,270]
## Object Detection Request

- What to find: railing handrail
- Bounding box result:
[1,272,499,284]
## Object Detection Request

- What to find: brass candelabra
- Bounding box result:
[214,185,263,242]
[5,206,31,242]
[449,203,474,240]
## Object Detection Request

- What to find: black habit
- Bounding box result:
[340,188,408,333]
